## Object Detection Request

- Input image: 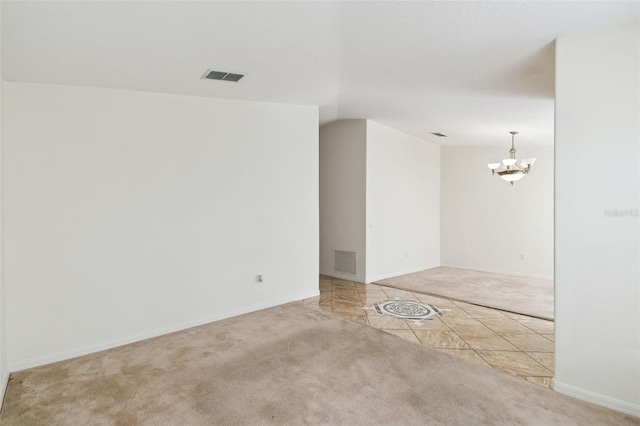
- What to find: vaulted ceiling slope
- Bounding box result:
[2,1,638,146]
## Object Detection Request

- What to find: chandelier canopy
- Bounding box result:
[487,131,536,186]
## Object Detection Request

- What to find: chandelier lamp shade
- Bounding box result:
[487,131,536,185]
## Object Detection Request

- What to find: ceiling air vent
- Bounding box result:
[431,132,447,137]
[202,69,244,82]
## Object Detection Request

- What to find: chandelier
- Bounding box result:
[487,131,536,185]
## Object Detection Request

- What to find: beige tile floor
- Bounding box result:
[304,275,555,388]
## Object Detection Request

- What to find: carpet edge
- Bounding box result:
[9,290,320,373]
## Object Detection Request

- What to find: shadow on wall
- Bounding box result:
[489,41,555,99]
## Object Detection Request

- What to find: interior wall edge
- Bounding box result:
[552,379,640,418]
[9,290,318,373]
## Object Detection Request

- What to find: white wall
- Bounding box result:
[441,146,554,279]
[2,83,319,370]
[366,121,440,282]
[554,22,639,416]
[0,2,9,400]
[319,120,367,282]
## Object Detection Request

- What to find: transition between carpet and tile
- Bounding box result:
[375,267,554,320]
[1,301,635,425]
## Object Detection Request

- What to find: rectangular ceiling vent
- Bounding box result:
[202,69,244,82]
[334,250,356,275]
[431,132,447,137]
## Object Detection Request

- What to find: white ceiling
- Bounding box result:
[2,1,638,146]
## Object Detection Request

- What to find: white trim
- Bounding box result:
[0,370,9,411]
[441,264,554,281]
[366,274,399,284]
[366,264,441,284]
[9,291,318,372]
[320,270,364,283]
[553,379,640,418]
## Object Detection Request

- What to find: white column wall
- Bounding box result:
[554,22,640,416]
[0,2,9,399]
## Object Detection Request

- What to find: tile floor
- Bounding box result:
[304,275,555,388]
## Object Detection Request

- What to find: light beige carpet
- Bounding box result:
[376,267,554,320]
[2,302,633,425]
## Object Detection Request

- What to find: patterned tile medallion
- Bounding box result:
[370,299,447,321]
[306,275,555,389]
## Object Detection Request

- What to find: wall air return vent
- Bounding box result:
[334,250,357,275]
[202,69,244,82]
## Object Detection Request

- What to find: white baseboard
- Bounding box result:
[553,379,640,418]
[320,270,365,283]
[367,274,399,284]
[366,264,441,284]
[441,264,553,281]
[0,369,9,412]
[10,291,319,372]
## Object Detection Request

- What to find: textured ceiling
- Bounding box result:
[2,1,638,146]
